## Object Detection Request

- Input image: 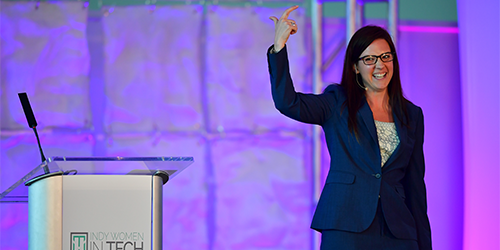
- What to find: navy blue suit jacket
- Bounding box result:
[268,46,431,250]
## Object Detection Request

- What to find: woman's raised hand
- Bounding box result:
[269,5,299,53]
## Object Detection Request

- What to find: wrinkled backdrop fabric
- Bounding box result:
[1,2,311,250]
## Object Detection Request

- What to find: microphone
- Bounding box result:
[18,93,49,174]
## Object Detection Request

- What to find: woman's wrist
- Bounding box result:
[272,45,283,54]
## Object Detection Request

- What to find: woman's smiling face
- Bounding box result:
[355,38,394,92]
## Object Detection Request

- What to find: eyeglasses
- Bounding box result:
[358,52,395,65]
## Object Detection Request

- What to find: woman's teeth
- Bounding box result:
[373,73,387,79]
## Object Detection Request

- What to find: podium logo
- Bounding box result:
[71,232,88,250]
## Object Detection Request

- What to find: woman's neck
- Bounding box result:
[365,90,393,122]
[366,89,389,107]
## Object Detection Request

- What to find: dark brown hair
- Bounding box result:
[340,25,408,134]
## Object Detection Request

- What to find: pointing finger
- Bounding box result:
[280,5,299,20]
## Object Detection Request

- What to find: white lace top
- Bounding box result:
[374,120,400,167]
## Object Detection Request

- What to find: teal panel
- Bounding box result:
[323,0,457,22]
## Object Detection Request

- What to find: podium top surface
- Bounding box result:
[0,156,194,203]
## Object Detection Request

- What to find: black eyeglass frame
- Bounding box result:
[358,52,395,65]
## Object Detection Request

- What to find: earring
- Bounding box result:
[356,74,367,91]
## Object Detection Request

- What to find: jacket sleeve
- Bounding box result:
[267,45,335,125]
[402,107,432,250]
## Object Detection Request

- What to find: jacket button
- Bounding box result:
[374,173,381,179]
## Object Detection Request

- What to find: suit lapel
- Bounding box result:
[359,100,378,145]
[382,112,407,169]
[358,100,381,171]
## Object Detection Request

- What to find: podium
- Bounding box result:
[0,156,194,250]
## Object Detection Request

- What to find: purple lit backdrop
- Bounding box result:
[457,0,500,249]
[0,1,468,250]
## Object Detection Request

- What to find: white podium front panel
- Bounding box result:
[62,175,153,250]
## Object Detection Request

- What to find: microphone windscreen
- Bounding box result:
[18,92,38,128]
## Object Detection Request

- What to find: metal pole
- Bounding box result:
[311,0,323,249]
[388,0,398,46]
[346,0,357,45]
[356,0,364,30]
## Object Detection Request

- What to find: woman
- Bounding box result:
[268,6,432,250]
